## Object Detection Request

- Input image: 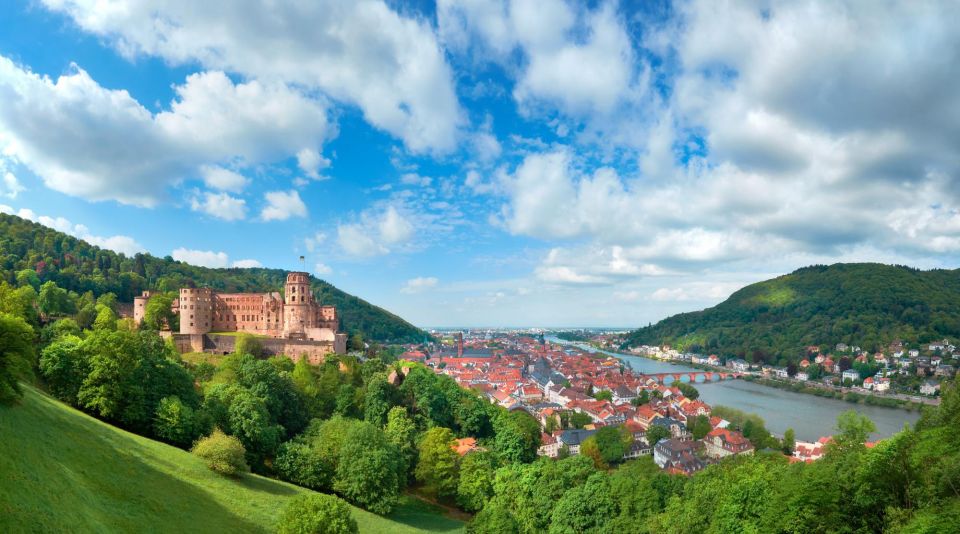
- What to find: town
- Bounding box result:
[400,331,771,475]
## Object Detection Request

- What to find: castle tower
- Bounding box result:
[283,272,312,339]
[133,290,152,325]
[179,287,213,334]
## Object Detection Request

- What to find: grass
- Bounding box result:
[180,351,228,367]
[0,386,464,534]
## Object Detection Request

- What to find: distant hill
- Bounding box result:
[0,213,426,343]
[624,263,960,363]
[0,385,463,533]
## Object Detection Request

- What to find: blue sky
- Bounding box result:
[1,1,959,327]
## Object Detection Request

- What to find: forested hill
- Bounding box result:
[0,213,426,342]
[624,263,960,363]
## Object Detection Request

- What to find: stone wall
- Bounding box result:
[165,333,339,365]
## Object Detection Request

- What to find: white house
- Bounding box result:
[842,369,860,383]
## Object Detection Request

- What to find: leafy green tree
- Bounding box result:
[0,313,34,403]
[549,472,616,534]
[0,282,38,324]
[92,304,118,331]
[384,406,418,479]
[334,421,404,514]
[631,389,650,406]
[15,269,40,290]
[38,281,74,317]
[580,437,608,470]
[592,426,631,466]
[334,383,361,418]
[143,292,177,331]
[493,410,541,464]
[39,334,87,403]
[568,411,592,429]
[234,333,264,357]
[275,441,333,491]
[415,427,460,502]
[468,501,519,534]
[691,415,712,440]
[832,410,876,451]
[40,317,80,344]
[191,428,248,476]
[782,428,796,455]
[154,396,202,447]
[676,382,700,400]
[457,451,496,512]
[646,424,671,446]
[593,389,613,401]
[275,494,358,534]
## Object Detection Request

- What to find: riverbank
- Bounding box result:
[743,376,933,411]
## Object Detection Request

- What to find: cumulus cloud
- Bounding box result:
[304,232,327,253]
[200,165,249,192]
[401,277,439,294]
[231,259,262,268]
[42,0,463,153]
[172,248,229,268]
[337,205,416,257]
[297,148,330,181]
[190,191,247,221]
[0,59,331,206]
[261,190,307,221]
[314,263,332,276]
[2,171,24,199]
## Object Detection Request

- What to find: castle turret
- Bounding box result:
[133,290,152,325]
[283,272,312,338]
[179,287,213,335]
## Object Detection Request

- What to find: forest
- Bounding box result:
[0,213,425,342]
[625,263,960,365]
[1,266,958,533]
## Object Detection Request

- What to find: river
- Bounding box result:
[548,338,920,441]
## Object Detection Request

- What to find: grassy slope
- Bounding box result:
[0,386,463,534]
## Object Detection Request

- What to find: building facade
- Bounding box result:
[169,272,346,355]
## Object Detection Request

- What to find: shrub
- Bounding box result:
[191,428,248,476]
[275,494,358,534]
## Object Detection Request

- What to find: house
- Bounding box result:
[920,381,940,396]
[557,428,598,455]
[727,358,750,372]
[773,367,789,379]
[653,439,705,474]
[874,377,890,392]
[935,364,955,378]
[841,369,860,383]
[862,376,874,390]
[799,359,810,368]
[650,417,689,440]
[794,438,829,462]
[612,385,637,404]
[795,371,809,382]
[453,437,481,456]
[702,428,755,459]
[623,439,652,459]
[835,343,849,352]
[538,432,560,457]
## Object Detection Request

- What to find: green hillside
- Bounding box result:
[0,213,425,342]
[625,263,960,363]
[0,385,463,534]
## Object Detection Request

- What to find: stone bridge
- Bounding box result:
[640,371,743,385]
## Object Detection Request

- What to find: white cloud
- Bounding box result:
[336,204,416,257]
[2,171,24,199]
[200,165,249,192]
[304,232,327,253]
[42,0,463,153]
[400,173,433,187]
[190,191,247,221]
[0,59,331,206]
[261,190,307,221]
[401,276,439,294]
[172,247,229,268]
[314,262,332,276]
[297,148,330,181]
[231,259,262,268]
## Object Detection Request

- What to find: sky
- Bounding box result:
[1,0,959,328]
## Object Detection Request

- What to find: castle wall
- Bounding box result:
[179,288,213,334]
[193,334,337,365]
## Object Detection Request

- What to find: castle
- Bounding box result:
[135,272,347,359]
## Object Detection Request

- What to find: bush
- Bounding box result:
[275,494,357,534]
[191,428,248,476]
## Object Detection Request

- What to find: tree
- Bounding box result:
[782,428,796,455]
[92,304,117,331]
[568,411,592,429]
[154,396,201,447]
[580,437,608,470]
[384,406,417,480]
[15,269,40,291]
[38,281,73,317]
[334,421,404,514]
[348,332,364,351]
[276,494,358,534]
[691,415,712,440]
[39,335,87,403]
[593,389,613,401]
[234,333,264,357]
[550,472,616,534]
[143,292,177,331]
[191,428,248,476]
[416,427,460,502]
[676,381,700,400]
[363,372,397,426]
[632,389,650,406]
[457,451,496,512]
[493,410,541,464]
[646,425,671,446]
[592,426,631,466]
[0,313,34,403]
[832,410,876,451]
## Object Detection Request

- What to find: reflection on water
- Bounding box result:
[550,338,920,441]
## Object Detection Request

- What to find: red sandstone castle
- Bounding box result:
[134,272,347,357]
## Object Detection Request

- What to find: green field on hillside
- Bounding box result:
[0,386,464,534]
